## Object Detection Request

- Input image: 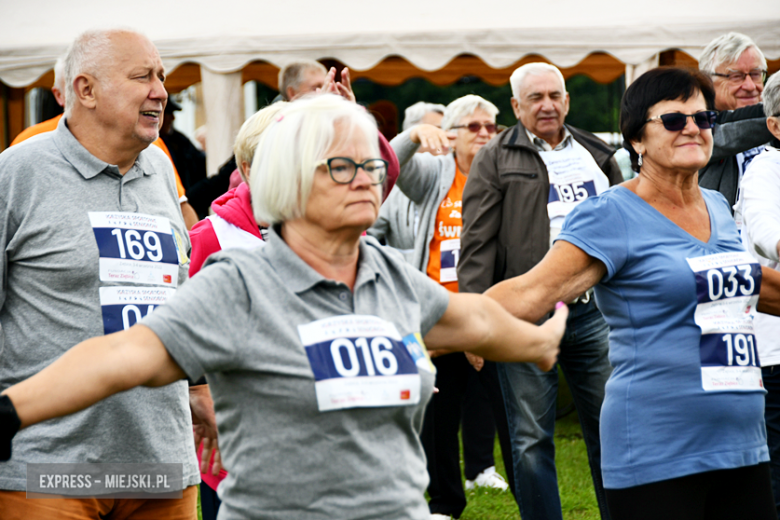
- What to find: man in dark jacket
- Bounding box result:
[698,32,773,218]
[458,62,622,520]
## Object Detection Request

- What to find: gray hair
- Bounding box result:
[764,73,780,118]
[440,95,499,131]
[509,62,567,100]
[277,60,327,101]
[63,27,138,116]
[402,101,446,131]
[699,32,767,73]
[53,57,66,93]
[234,102,288,181]
[250,94,380,225]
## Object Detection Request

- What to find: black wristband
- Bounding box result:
[0,394,21,462]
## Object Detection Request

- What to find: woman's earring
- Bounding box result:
[638,153,643,167]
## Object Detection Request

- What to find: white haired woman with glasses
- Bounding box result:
[0,95,567,520]
[369,94,511,519]
[484,67,780,519]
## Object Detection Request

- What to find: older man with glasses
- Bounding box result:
[698,32,774,225]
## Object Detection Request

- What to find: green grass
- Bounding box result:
[459,412,600,520]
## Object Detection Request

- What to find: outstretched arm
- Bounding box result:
[424,292,568,372]
[3,325,184,430]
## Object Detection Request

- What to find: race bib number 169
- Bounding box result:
[298,315,424,412]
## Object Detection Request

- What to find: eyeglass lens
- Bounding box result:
[328,158,387,184]
[726,70,766,84]
[461,123,497,133]
[658,111,717,132]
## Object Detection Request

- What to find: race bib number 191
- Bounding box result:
[89,212,180,287]
[298,315,425,412]
[687,252,763,391]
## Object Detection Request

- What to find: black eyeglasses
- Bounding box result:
[711,69,767,85]
[317,157,388,185]
[644,111,718,132]
[451,122,497,134]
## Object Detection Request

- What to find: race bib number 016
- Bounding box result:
[298,315,428,412]
[687,252,763,391]
[99,286,175,335]
[89,213,180,287]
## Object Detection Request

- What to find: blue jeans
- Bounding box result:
[763,365,780,517]
[497,299,612,520]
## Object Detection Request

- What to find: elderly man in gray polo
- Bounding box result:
[0,28,199,519]
[698,32,774,222]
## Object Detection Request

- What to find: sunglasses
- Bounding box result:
[452,122,497,134]
[644,111,718,132]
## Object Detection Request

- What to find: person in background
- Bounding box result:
[0,94,568,520]
[278,59,328,101]
[403,101,446,131]
[371,95,512,520]
[739,71,780,517]
[488,66,780,520]
[698,32,773,220]
[160,97,208,191]
[11,56,200,230]
[187,101,287,520]
[0,28,200,519]
[458,62,622,520]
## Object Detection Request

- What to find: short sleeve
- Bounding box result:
[141,256,253,380]
[400,260,451,336]
[556,191,630,282]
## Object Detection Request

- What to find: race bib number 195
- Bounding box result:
[89,212,180,287]
[298,315,425,412]
[687,252,763,391]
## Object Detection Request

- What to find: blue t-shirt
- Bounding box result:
[558,186,768,489]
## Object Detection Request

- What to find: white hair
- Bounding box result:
[764,73,780,119]
[402,101,446,131]
[63,27,141,116]
[250,94,380,225]
[509,62,567,100]
[53,57,66,93]
[277,60,327,101]
[699,32,767,73]
[440,95,499,131]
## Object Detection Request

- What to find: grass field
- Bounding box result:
[459,411,600,520]
[198,412,599,520]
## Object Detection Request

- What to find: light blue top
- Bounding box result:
[557,186,768,489]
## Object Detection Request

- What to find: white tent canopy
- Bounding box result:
[3,0,779,168]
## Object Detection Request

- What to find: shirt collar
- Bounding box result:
[265,225,381,295]
[525,126,572,152]
[52,117,157,180]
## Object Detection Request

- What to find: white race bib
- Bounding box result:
[298,315,431,412]
[89,212,180,287]
[541,139,610,245]
[99,286,176,335]
[687,252,763,391]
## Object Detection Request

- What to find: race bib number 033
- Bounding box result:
[298,315,428,412]
[89,212,180,287]
[687,252,763,391]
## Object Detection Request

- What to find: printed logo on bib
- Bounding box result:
[298,315,424,412]
[99,286,175,335]
[687,252,763,391]
[440,239,460,283]
[89,212,180,287]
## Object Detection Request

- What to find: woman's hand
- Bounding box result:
[409,124,454,155]
[317,67,356,104]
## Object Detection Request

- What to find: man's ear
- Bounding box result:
[73,74,98,110]
[510,97,522,119]
[285,86,296,102]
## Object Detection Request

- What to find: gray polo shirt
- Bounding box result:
[143,227,450,519]
[0,118,199,491]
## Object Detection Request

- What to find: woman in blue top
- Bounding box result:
[487,67,780,519]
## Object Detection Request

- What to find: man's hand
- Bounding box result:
[190,384,222,475]
[409,124,454,155]
[317,67,356,103]
[464,352,484,371]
